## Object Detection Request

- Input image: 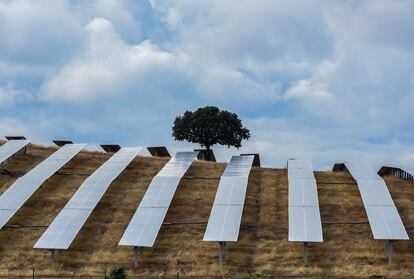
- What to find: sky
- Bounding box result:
[0,0,413,170]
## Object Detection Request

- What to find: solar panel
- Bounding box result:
[147,146,171,158]
[194,148,216,162]
[203,155,254,242]
[0,143,85,229]
[100,144,121,153]
[288,206,323,242]
[399,166,414,177]
[336,162,408,240]
[287,159,322,243]
[240,153,260,167]
[34,147,143,250]
[288,178,319,207]
[378,165,414,180]
[0,139,31,165]
[52,140,73,147]
[5,136,26,140]
[119,151,198,247]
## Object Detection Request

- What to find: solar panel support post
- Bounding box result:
[385,240,393,266]
[134,246,141,269]
[303,242,308,266]
[17,146,27,154]
[218,241,225,266]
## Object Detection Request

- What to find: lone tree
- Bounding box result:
[172,106,250,160]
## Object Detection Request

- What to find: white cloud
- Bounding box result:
[285,79,333,101]
[0,117,28,137]
[0,0,84,65]
[40,18,189,102]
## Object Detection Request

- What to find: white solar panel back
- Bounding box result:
[0,144,85,229]
[203,155,254,242]
[34,147,143,249]
[342,161,408,240]
[288,159,323,242]
[119,151,198,247]
[0,140,31,165]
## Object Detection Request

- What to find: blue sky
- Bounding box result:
[0,0,413,169]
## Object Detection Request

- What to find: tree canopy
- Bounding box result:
[172,106,250,160]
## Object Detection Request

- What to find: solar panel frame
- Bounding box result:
[365,205,409,240]
[119,151,199,247]
[341,161,409,240]
[34,147,143,250]
[288,206,323,242]
[357,179,394,206]
[0,143,86,229]
[34,209,91,249]
[203,155,254,242]
[119,207,169,247]
[288,158,323,243]
[0,139,31,165]
[203,204,244,242]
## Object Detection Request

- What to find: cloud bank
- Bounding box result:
[0,0,413,169]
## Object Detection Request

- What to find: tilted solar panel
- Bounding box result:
[288,178,319,207]
[287,161,315,179]
[34,147,143,250]
[288,158,323,243]
[341,162,408,240]
[0,139,31,165]
[288,206,322,242]
[203,155,254,242]
[399,166,414,177]
[0,143,86,229]
[119,151,198,247]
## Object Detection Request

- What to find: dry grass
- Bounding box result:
[0,144,412,278]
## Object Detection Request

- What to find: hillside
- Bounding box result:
[0,143,412,278]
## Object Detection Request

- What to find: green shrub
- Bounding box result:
[107,266,127,279]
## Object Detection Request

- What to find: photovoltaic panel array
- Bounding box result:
[0,139,31,165]
[119,151,198,247]
[339,162,408,240]
[288,159,323,242]
[203,155,254,242]
[0,143,86,229]
[288,159,323,266]
[34,147,143,250]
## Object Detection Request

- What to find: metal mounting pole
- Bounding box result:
[218,242,225,266]
[303,242,308,266]
[385,240,393,266]
[51,249,56,269]
[134,246,141,269]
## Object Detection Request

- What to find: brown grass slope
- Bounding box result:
[0,143,412,278]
